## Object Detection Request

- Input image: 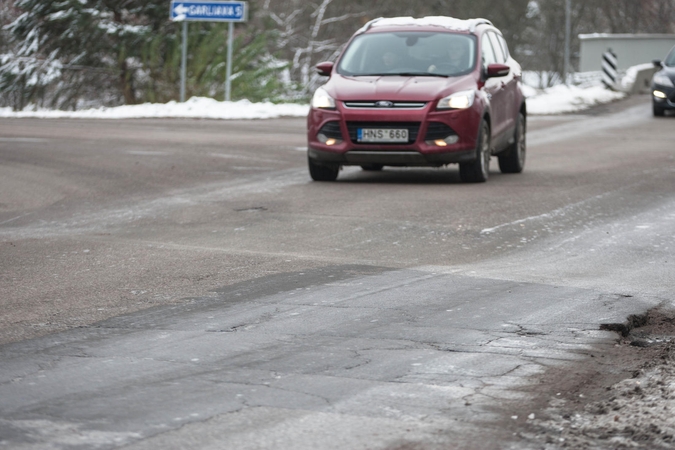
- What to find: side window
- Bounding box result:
[498,34,511,60]
[481,33,497,69]
[488,32,506,63]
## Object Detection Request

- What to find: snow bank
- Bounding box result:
[1,69,647,120]
[620,62,656,91]
[0,97,310,120]
[525,84,626,115]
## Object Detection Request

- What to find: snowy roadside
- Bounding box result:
[0,97,310,120]
[513,308,675,450]
[0,77,634,120]
[522,84,626,115]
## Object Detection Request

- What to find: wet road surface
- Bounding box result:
[0,96,674,448]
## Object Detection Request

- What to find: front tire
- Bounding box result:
[459,120,490,183]
[308,156,339,181]
[653,104,666,117]
[498,112,526,174]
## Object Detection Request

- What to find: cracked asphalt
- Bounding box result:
[1,95,674,449]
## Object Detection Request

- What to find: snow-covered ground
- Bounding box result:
[523,84,625,115]
[0,97,310,120]
[0,72,638,120]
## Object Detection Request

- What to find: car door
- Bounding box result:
[481,32,508,147]
[489,32,518,142]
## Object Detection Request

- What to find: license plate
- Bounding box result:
[357,128,408,143]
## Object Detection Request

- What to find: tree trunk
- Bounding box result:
[119,59,136,105]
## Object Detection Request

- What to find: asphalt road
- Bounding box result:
[0,95,674,449]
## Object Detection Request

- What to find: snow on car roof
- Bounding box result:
[356,16,493,34]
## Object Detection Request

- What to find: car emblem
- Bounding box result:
[375,101,394,108]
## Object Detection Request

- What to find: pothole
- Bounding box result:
[600,313,650,338]
[507,307,675,449]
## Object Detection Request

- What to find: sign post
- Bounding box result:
[180,20,187,102]
[226,22,234,101]
[170,1,249,102]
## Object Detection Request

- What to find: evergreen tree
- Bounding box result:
[0,0,287,109]
[2,0,167,108]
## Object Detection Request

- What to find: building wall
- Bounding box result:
[579,34,675,72]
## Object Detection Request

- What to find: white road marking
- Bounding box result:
[0,213,32,225]
[0,168,310,240]
[480,190,615,234]
[0,137,49,143]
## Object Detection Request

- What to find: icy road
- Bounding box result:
[0,96,673,449]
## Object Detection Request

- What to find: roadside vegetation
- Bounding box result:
[1,0,674,110]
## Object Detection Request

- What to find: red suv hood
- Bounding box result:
[325,74,474,102]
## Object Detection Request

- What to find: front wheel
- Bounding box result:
[653,104,666,117]
[308,156,339,181]
[498,112,526,173]
[459,120,490,183]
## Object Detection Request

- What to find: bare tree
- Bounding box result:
[260,0,365,96]
[592,0,675,34]
[257,0,538,96]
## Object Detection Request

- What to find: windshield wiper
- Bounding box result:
[395,72,449,78]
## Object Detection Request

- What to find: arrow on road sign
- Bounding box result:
[173,3,188,21]
[170,1,248,22]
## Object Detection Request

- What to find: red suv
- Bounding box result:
[307,17,526,182]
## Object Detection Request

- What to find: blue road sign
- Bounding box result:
[170,1,248,22]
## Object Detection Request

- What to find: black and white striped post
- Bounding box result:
[601,48,618,90]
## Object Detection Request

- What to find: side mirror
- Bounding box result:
[486,63,510,78]
[653,59,663,68]
[315,61,334,77]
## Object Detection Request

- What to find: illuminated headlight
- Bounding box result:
[653,72,674,88]
[311,87,336,109]
[437,90,476,110]
[653,90,667,99]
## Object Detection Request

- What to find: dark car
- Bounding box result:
[652,45,675,117]
[307,16,526,182]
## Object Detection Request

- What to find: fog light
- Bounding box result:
[317,133,342,145]
[653,90,667,99]
[426,135,459,147]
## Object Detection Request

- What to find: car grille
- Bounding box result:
[424,122,457,140]
[318,121,343,139]
[343,101,427,109]
[346,122,420,144]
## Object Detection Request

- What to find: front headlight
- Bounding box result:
[437,90,476,110]
[311,87,336,109]
[653,72,674,88]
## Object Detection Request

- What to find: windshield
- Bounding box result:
[337,31,476,77]
[665,47,675,67]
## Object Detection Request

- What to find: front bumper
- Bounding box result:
[307,101,482,167]
[308,147,476,166]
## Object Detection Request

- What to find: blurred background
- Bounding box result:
[1,0,674,111]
